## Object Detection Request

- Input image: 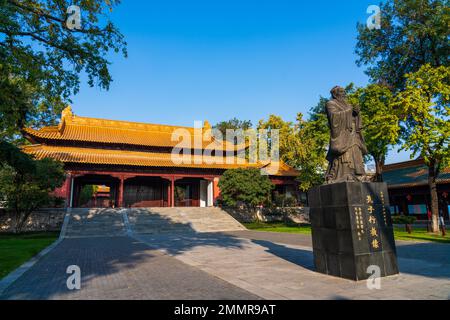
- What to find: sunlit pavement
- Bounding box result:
[1,230,449,300]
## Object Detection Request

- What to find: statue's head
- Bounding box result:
[330,86,346,101]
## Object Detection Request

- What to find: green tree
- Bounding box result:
[257,113,329,191]
[392,64,450,233]
[213,118,253,136]
[348,84,400,181]
[295,113,328,191]
[257,115,303,167]
[0,1,125,220]
[356,0,449,91]
[0,0,126,152]
[0,155,65,233]
[218,168,274,207]
[0,140,35,172]
[78,185,98,207]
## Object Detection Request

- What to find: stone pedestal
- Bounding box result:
[308,182,399,281]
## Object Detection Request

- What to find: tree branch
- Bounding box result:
[7,0,65,24]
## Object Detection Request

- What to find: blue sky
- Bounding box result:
[71,0,411,164]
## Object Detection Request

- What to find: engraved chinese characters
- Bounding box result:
[353,192,387,252]
[354,207,364,241]
[366,195,381,251]
[309,182,399,281]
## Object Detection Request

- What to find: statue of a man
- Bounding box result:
[325,86,368,184]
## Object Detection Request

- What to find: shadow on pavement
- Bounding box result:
[0,210,248,300]
[251,239,315,271]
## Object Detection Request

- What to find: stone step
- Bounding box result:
[64,208,126,238]
[63,207,245,237]
[128,207,246,234]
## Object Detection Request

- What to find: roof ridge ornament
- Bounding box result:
[203,120,211,131]
[58,105,74,133]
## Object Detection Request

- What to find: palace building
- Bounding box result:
[22,107,299,209]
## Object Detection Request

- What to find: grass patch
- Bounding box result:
[243,222,312,234]
[392,227,450,244]
[0,232,59,279]
[243,222,450,244]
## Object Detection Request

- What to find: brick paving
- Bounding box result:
[0,236,259,300]
[136,231,450,300]
[1,208,449,300]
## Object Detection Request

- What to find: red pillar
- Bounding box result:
[65,174,73,208]
[171,176,175,208]
[167,182,171,207]
[118,177,124,208]
[213,177,221,204]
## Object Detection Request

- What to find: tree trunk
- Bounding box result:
[14,210,22,234]
[428,165,439,233]
[405,224,412,234]
[372,155,384,182]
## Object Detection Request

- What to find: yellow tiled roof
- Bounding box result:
[23,107,246,150]
[259,161,300,177]
[22,144,299,177]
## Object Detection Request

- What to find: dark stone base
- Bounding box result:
[308,182,399,281]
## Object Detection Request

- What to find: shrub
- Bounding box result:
[218,168,274,207]
[392,215,417,225]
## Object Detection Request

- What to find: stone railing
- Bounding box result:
[0,208,65,233]
[222,206,310,224]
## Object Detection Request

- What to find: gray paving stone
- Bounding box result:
[2,207,449,300]
[135,231,450,300]
[0,236,260,300]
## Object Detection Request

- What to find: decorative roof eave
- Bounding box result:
[23,106,249,151]
[382,158,425,172]
[387,179,450,189]
[22,144,299,177]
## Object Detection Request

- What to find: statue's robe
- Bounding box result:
[325,99,368,183]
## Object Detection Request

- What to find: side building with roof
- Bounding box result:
[22,107,300,208]
[383,159,450,222]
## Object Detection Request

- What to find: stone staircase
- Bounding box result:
[64,208,127,238]
[128,207,246,235]
[62,207,246,238]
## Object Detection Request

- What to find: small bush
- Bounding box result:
[392,215,417,225]
[218,168,274,207]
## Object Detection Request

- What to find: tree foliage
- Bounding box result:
[356,0,449,91]
[295,113,329,191]
[0,0,127,138]
[348,84,400,181]
[0,1,125,227]
[213,118,252,136]
[78,184,98,207]
[218,168,274,207]
[257,112,330,191]
[258,115,303,166]
[392,64,450,232]
[394,64,449,171]
[0,155,65,232]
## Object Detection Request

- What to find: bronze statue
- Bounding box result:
[325,86,368,184]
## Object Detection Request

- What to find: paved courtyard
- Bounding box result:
[0,236,259,300]
[135,231,450,300]
[1,230,449,300]
[1,209,449,300]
